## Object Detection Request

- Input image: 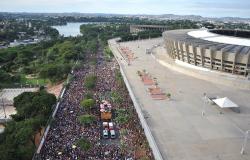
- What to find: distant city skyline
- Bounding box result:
[1,0,250,18]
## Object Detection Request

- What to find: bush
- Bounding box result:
[111,91,122,104]
[80,99,95,111]
[115,109,130,125]
[104,47,114,60]
[115,70,124,87]
[84,75,97,89]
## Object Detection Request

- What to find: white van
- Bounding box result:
[109,122,114,130]
[103,122,108,128]
[110,130,116,139]
[103,129,109,139]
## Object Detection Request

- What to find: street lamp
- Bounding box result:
[241,130,250,155]
[202,93,207,116]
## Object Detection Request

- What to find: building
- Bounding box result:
[130,25,168,34]
[163,29,250,76]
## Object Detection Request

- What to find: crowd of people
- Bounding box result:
[38,46,154,160]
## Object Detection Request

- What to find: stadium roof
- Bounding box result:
[163,29,250,55]
[188,30,250,47]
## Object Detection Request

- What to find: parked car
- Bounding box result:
[103,129,109,139]
[103,122,108,129]
[109,122,114,130]
[110,130,116,139]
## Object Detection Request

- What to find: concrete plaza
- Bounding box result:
[109,38,250,160]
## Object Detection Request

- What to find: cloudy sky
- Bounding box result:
[0,0,250,18]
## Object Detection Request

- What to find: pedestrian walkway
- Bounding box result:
[110,38,250,160]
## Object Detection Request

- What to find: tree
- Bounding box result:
[39,64,71,82]
[13,91,56,120]
[0,90,56,160]
[80,99,95,112]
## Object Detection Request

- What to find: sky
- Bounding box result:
[0,0,250,18]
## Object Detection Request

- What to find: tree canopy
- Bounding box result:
[0,91,56,160]
[80,98,95,111]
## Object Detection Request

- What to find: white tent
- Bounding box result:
[212,97,239,108]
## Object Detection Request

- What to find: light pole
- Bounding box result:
[241,130,250,155]
[1,97,7,122]
[202,93,207,116]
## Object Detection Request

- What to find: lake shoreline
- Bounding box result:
[52,22,105,37]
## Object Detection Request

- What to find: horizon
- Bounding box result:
[1,11,250,20]
[1,0,250,19]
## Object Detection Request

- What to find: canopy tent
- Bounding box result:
[212,97,239,108]
[100,100,112,112]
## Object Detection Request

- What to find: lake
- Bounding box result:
[52,22,89,37]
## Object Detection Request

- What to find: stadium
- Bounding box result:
[163,29,250,76]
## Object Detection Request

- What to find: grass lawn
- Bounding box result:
[20,74,49,86]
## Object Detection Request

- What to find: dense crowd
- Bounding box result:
[39,47,153,159]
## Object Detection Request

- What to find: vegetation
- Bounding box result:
[115,69,125,88]
[80,98,95,111]
[0,18,59,44]
[111,91,123,104]
[0,91,56,160]
[84,75,97,89]
[0,17,203,89]
[78,114,96,126]
[0,36,93,88]
[115,109,130,125]
[1,13,250,159]
[104,47,113,60]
